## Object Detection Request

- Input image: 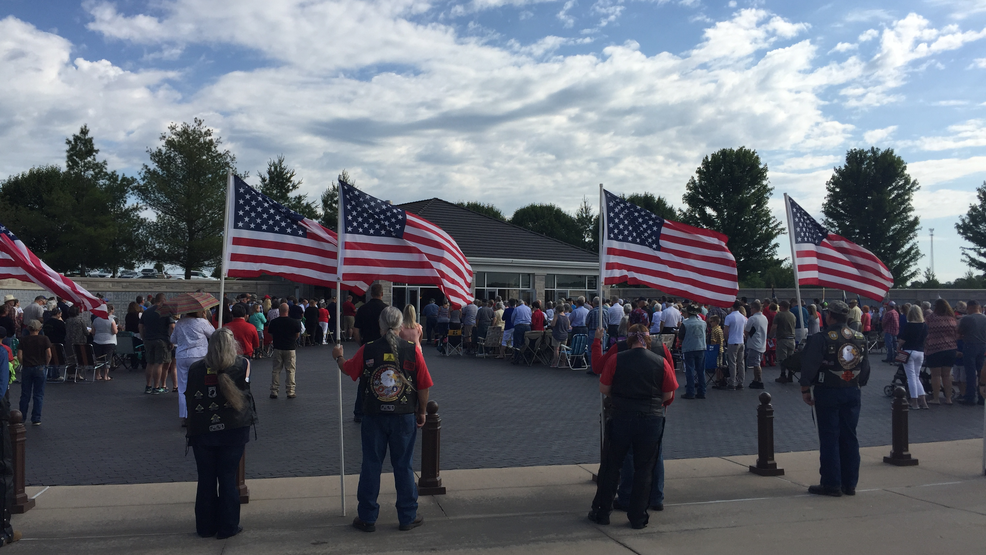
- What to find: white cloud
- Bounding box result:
[858,29,879,42]
[972,57,986,68]
[728,0,737,7]
[907,156,986,187]
[912,120,986,151]
[688,8,809,65]
[913,188,978,218]
[845,9,893,23]
[933,99,970,106]
[862,125,897,144]
[829,41,856,53]
[775,154,841,171]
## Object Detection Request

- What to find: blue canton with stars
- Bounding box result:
[232,176,307,237]
[341,182,407,238]
[0,223,20,243]
[789,198,827,246]
[605,190,664,250]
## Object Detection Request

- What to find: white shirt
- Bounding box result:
[607,305,624,327]
[724,311,748,345]
[649,310,664,334]
[661,306,682,328]
[744,312,768,353]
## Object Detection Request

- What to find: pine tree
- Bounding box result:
[258,155,318,220]
[955,182,986,274]
[319,170,355,230]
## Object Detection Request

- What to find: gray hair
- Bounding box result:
[203,328,246,412]
[920,301,932,312]
[379,306,404,355]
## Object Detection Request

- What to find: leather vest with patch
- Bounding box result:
[361,337,418,415]
[815,325,867,389]
[610,348,666,416]
[185,358,258,437]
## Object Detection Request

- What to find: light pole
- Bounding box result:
[930,228,935,277]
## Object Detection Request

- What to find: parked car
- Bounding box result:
[87,270,111,278]
[188,270,217,280]
[118,270,139,279]
[140,269,160,278]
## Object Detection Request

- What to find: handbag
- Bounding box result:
[894,350,910,364]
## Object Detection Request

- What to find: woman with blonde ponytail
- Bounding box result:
[184,328,257,540]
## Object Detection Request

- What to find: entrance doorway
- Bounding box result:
[392,285,422,323]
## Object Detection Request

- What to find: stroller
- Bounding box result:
[885,364,933,397]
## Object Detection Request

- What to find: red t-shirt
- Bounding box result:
[343,302,357,317]
[531,310,545,331]
[318,308,330,323]
[341,343,434,391]
[599,347,678,406]
[224,318,260,357]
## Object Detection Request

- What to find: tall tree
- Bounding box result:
[136,119,237,279]
[258,155,319,220]
[822,147,920,286]
[0,165,65,261]
[319,170,355,230]
[680,147,783,282]
[456,201,505,221]
[510,203,584,248]
[574,197,596,251]
[625,192,678,220]
[955,181,986,274]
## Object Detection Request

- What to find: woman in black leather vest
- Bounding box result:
[185,328,257,540]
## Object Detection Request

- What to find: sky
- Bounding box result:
[1,0,984,281]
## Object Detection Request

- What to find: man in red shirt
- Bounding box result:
[224,305,260,358]
[343,295,357,341]
[531,301,546,331]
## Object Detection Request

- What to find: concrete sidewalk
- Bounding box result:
[9,439,986,554]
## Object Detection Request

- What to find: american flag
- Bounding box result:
[338,182,473,309]
[0,222,108,318]
[225,176,369,291]
[786,195,893,301]
[601,189,738,307]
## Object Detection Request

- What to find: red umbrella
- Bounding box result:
[162,292,220,317]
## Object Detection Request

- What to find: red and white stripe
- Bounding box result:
[603,217,739,307]
[0,230,108,318]
[794,233,893,301]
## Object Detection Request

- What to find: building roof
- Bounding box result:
[397,198,598,264]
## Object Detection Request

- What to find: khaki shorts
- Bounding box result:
[145,339,172,365]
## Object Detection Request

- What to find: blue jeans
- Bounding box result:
[512,324,530,363]
[591,412,665,525]
[18,366,45,423]
[617,442,664,507]
[683,350,706,396]
[884,332,897,361]
[813,387,861,490]
[354,379,364,418]
[192,443,244,538]
[358,413,419,526]
[962,344,986,403]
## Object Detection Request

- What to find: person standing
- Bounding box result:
[744,301,768,389]
[185,328,257,540]
[925,299,957,405]
[510,299,532,365]
[317,302,330,345]
[352,284,388,422]
[772,301,798,383]
[461,299,478,354]
[421,299,439,343]
[660,301,682,334]
[847,300,862,331]
[0,342,21,545]
[92,304,118,381]
[475,300,494,352]
[898,305,929,409]
[224,305,260,359]
[957,300,986,405]
[723,301,747,390]
[21,296,45,334]
[881,302,900,363]
[342,295,357,341]
[268,304,302,400]
[172,310,215,426]
[399,305,423,344]
[333,307,432,533]
[678,305,707,399]
[140,294,174,394]
[64,306,92,382]
[570,297,589,337]
[799,300,870,497]
[498,300,516,359]
[17,320,51,426]
[588,325,677,529]
[248,304,267,355]
[607,297,623,343]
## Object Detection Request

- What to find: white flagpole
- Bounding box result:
[335,182,347,516]
[783,194,805,345]
[218,171,233,320]
[597,183,606,467]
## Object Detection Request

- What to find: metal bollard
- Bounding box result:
[237,451,250,503]
[884,386,919,466]
[417,400,446,495]
[9,410,35,514]
[749,392,784,476]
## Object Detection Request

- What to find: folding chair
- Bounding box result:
[444,327,464,357]
[47,343,68,383]
[478,327,502,358]
[73,343,109,383]
[116,332,144,370]
[522,331,544,366]
[704,344,720,386]
[537,333,556,366]
[560,334,588,370]
[865,331,881,355]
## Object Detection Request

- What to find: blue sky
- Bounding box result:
[1,0,984,281]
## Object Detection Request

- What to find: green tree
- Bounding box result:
[319,170,356,230]
[510,203,584,248]
[258,155,319,220]
[625,192,678,220]
[681,147,783,282]
[574,197,596,251]
[909,267,940,289]
[822,147,920,286]
[456,201,505,221]
[956,181,986,274]
[136,118,237,280]
[0,165,64,260]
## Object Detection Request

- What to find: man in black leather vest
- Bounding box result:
[588,325,677,529]
[800,300,870,497]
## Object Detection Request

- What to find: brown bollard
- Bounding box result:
[749,392,784,476]
[884,386,919,466]
[237,451,250,503]
[9,410,35,514]
[418,400,446,495]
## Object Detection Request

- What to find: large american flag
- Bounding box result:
[787,195,893,301]
[338,182,473,309]
[601,189,738,307]
[0,222,108,318]
[225,176,369,291]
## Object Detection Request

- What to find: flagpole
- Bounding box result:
[335,182,347,517]
[597,183,606,467]
[783,194,805,345]
[218,170,233,322]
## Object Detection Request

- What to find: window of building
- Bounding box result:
[545,274,598,302]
